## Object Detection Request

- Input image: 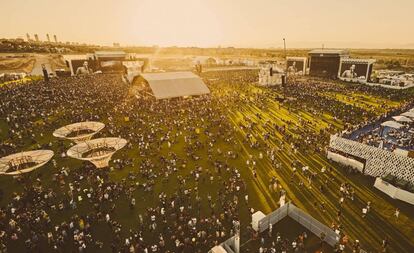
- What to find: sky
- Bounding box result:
[1,0,414,49]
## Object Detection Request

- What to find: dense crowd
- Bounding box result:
[0,71,412,253]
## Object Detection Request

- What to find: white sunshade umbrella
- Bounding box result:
[381,120,404,129]
[392,115,413,123]
[401,111,414,119]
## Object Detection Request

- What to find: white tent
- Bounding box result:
[141,72,210,100]
[381,121,404,129]
[401,111,414,119]
[210,246,228,253]
[392,116,413,123]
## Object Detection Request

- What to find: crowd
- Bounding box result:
[0,71,412,253]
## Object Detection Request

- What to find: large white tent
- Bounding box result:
[141,72,210,100]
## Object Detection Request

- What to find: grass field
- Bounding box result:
[0,72,413,252]
[203,71,414,252]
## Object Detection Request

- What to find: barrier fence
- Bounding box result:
[258,203,339,246]
[211,203,371,252]
[208,235,238,253]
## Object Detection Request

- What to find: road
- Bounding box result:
[30,55,53,76]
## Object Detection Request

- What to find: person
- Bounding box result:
[76,61,92,75]
[42,64,49,82]
[395,208,400,219]
[287,61,297,74]
[342,64,357,78]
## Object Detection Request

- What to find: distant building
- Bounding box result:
[34,34,39,42]
[46,34,50,42]
[26,33,31,42]
[53,35,58,43]
[113,43,120,47]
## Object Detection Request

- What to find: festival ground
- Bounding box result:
[0,70,413,252]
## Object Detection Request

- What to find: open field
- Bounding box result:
[0,54,65,74]
[0,71,413,252]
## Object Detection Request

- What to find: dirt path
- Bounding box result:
[30,55,53,76]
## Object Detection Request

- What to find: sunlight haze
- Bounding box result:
[1,0,414,48]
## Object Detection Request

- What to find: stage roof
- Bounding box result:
[141,72,210,99]
[94,51,126,59]
[308,49,349,56]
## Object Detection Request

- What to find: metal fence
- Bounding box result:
[288,204,339,246]
[257,203,289,233]
[257,203,339,246]
[208,235,238,253]
[212,203,370,252]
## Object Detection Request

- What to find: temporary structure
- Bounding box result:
[53,122,105,143]
[67,137,127,168]
[0,150,54,176]
[140,72,210,99]
[381,121,404,129]
[392,116,412,123]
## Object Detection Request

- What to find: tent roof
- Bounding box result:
[94,51,126,58]
[381,120,404,129]
[392,115,412,122]
[401,111,414,118]
[308,49,349,56]
[141,72,210,99]
[210,246,228,253]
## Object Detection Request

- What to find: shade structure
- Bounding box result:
[381,121,404,129]
[392,115,413,123]
[210,246,228,253]
[66,137,127,168]
[141,72,210,99]
[53,121,105,143]
[401,111,414,119]
[0,150,54,176]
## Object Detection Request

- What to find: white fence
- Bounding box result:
[374,178,414,205]
[257,203,289,233]
[257,203,339,247]
[208,235,238,253]
[327,151,365,172]
[288,204,340,246]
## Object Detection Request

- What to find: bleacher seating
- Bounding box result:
[329,135,414,184]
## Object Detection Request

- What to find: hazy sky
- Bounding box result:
[2,0,414,48]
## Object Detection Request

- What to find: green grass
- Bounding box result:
[0,73,413,252]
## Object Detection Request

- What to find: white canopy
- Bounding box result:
[392,116,413,123]
[381,121,404,129]
[141,72,210,100]
[210,246,228,253]
[0,150,54,175]
[401,111,414,119]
